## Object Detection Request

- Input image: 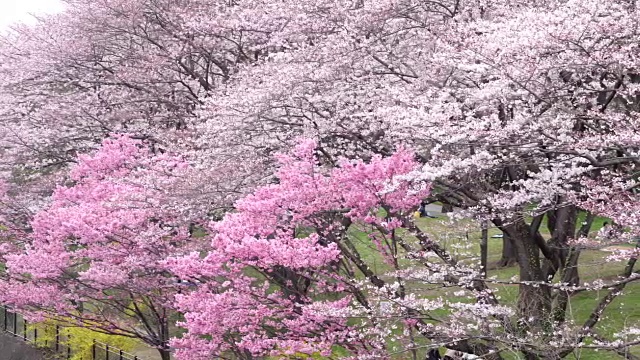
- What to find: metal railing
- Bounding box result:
[0,306,143,360]
[92,340,141,360]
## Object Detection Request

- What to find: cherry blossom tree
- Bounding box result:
[0,0,277,216]
[168,140,450,359]
[0,136,201,360]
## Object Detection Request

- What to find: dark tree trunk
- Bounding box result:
[552,211,595,323]
[159,348,171,360]
[543,206,578,283]
[502,219,551,330]
[496,232,517,268]
[553,247,581,324]
[561,248,581,286]
[441,204,454,213]
[480,222,488,276]
[158,310,172,360]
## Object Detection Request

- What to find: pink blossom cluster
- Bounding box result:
[168,140,429,358]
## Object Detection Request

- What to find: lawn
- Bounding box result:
[345,213,640,359]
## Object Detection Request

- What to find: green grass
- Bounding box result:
[343,213,640,359]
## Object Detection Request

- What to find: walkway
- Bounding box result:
[0,332,46,360]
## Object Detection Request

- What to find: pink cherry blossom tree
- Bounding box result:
[0,136,201,360]
[167,140,520,359]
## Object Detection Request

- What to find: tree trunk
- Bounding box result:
[502,219,551,330]
[552,211,595,324]
[496,233,517,268]
[553,247,581,323]
[561,248,581,286]
[159,348,171,360]
[158,311,171,360]
[543,206,578,283]
[441,204,454,213]
[480,222,488,276]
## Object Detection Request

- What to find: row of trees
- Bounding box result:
[0,0,639,359]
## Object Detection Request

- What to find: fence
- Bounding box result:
[0,306,143,360]
[92,340,141,360]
